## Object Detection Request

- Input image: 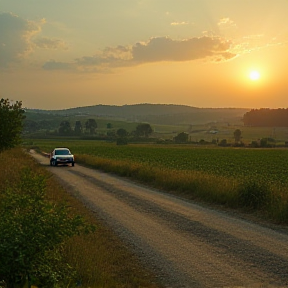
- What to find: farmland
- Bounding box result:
[29,139,288,224]
[33,139,288,185]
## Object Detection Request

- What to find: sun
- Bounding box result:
[249,70,260,81]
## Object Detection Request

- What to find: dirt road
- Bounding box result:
[30,151,288,288]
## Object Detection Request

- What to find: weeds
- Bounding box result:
[237,179,271,210]
[25,139,288,223]
[75,152,288,224]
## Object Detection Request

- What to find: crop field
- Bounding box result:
[28,139,288,223]
[32,139,288,186]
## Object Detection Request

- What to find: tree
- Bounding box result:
[218,139,227,146]
[135,123,153,137]
[233,129,242,143]
[116,138,128,145]
[74,120,82,135]
[0,98,25,152]
[58,121,72,135]
[0,169,93,288]
[85,119,97,134]
[23,119,39,134]
[243,108,288,127]
[174,132,188,143]
[116,128,128,137]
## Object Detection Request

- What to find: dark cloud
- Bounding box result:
[0,12,41,67]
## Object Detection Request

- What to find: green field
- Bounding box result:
[29,139,288,223]
[33,139,288,185]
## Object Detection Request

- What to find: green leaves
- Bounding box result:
[0,98,25,152]
[0,169,93,287]
[135,123,153,137]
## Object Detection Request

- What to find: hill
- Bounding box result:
[27,104,249,125]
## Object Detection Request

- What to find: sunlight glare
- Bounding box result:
[249,70,260,81]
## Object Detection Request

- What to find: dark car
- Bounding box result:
[50,148,75,167]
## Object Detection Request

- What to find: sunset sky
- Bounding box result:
[1,0,288,110]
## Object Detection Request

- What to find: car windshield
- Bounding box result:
[55,149,71,155]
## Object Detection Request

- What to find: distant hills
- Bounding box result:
[27,104,250,125]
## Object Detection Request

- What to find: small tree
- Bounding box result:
[116,138,128,145]
[85,119,97,134]
[74,120,82,135]
[218,139,227,146]
[23,119,39,134]
[135,124,153,138]
[58,121,72,135]
[0,98,25,152]
[116,128,128,137]
[233,129,242,143]
[174,132,188,143]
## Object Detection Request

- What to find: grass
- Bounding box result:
[28,139,288,224]
[0,147,162,288]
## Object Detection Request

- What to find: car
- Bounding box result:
[50,148,75,167]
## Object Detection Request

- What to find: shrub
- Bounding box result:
[237,179,270,210]
[116,137,128,145]
[0,168,94,288]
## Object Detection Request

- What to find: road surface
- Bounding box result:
[30,150,288,288]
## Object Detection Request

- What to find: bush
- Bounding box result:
[0,168,94,288]
[237,179,270,210]
[218,139,227,146]
[116,137,128,145]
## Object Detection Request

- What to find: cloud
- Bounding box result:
[0,12,44,68]
[43,36,236,72]
[42,60,72,70]
[171,21,189,26]
[132,36,235,62]
[218,18,236,27]
[0,12,68,69]
[34,37,69,50]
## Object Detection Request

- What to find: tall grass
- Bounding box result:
[26,139,288,223]
[76,153,288,224]
[0,148,161,288]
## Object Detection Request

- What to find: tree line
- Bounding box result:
[57,120,153,138]
[58,119,97,135]
[243,108,288,127]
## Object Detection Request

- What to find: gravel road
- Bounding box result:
[30,150,288,288]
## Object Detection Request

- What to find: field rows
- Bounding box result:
[34,140,288,186]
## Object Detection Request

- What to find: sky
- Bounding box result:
[1,0,288,110]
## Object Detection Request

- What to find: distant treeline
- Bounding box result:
[243,108,288,127]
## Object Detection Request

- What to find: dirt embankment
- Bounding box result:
[30,150,288,288]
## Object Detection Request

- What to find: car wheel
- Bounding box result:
[51,159,57,166]
[72,162,75,167]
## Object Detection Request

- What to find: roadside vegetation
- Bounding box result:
[31,140,288,224]
[0,147,161,288]
[0,98,161,288]
[2,97,288,287]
